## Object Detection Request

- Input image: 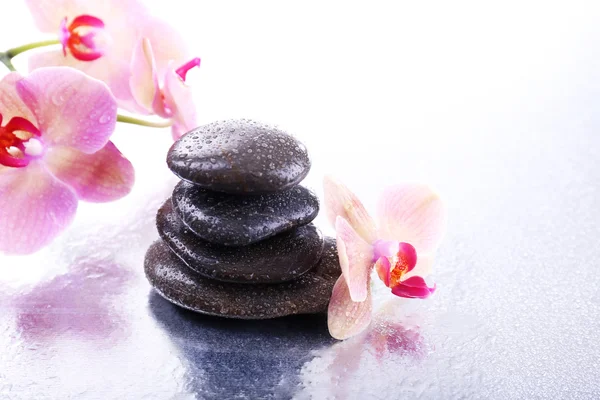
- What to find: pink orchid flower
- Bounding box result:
[25,0,187,113]
[0,67,134,255]
[130,38,200,139]
[324,176,446,340]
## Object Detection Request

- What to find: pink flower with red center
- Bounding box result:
[324,176,446,339]
[130,38,201,139]
[25,0,188,114]
[0,67,134,255]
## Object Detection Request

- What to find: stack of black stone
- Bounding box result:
[144,119,340,319]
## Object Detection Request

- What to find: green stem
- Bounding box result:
[0,39,60,72]
[116,114,173,128]
[0,53,16,71]
[5,39,61,58]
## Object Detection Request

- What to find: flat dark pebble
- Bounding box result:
[167,119,311,194]
[157,200,324,284]
[144,238,341,319]
[172,181,319,247]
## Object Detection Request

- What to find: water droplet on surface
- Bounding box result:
[51,93,66,106]
[99,113,112,124]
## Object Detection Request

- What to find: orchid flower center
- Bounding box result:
[373,240,417,287]
[60,15,107,62]
[373,240,436,299]
[175,58,201,82]
[0,113,43,168]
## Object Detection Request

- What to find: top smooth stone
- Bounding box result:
[167,119,311,194]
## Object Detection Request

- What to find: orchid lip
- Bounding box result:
[0,113,43,168]
[60,14,106,62]
[391,278,436,299]
[175,57,201,82]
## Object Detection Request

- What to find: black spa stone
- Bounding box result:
[157,200,324,284]
[144,238,341,319]
[166,119,311,194]
[172,181,320,246]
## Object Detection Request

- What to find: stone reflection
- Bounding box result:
[10,258,133,341]
[148,291,335,399]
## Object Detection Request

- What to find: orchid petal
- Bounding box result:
[327,276,373,340]
[372,239,399,259]
[0,163,77,254]
[16,67,117,154]
[375,256,391,287]
[336,216,375,302]
[0,73,36,123]
[323,175,378,243]
[377,184,446,254]
[391,276,436,299]
[25,0,148,33]
[24,0,76,32]
[44,141,134,203]
[140,18,187,78]
[28,51,143,114]
[163,65,198,139]
[130,38,165,116]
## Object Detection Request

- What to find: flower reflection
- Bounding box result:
[11,258,133,341]
[305,312,425,399]
[365,319,424,360]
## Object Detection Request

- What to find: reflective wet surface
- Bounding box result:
[2,1,600,399]
[2,108,599,398]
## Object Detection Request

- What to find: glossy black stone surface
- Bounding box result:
[166,119,311,194]
[172,181,319,246]
[144,238,341,319]
[157,200,324,283]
